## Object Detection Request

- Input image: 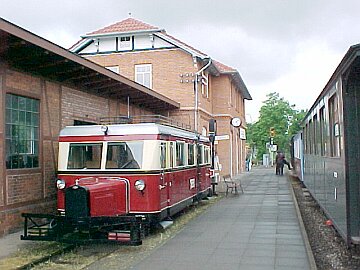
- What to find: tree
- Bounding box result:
[247,92,307,160]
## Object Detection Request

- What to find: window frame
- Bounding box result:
[119,36,131,49]
[5,94,40,169]
[135,64,152,88]
[67,143,103,170]
[175,141,186,167]
[187,143,195,166]
[328,94,340,157]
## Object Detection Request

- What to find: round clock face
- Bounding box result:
[231,117,241,127]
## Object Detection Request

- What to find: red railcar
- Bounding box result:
[22,120,212,245]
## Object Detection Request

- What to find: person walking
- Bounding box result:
[275,151,284,175]
[275,150,291,175]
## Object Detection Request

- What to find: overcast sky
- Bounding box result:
[1,0,359,122]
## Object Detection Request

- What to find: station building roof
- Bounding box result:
[0,18,180,111]
[71,17,252,100]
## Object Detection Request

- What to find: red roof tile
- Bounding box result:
[212,60,237,73]
[160,32,207,58]
[86,18,159,36]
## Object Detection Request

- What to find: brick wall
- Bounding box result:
[61,86,109,126]
[0,73,4,207]
[85,49,197,109]
[7,173,43,204]
[5,69,42,96]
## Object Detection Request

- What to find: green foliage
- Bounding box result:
[247,92,307,159]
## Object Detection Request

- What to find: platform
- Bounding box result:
[127,166,315,270]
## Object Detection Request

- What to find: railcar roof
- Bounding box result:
[60,123,209,142]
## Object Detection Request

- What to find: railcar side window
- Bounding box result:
[176,141,185,166]
[169,142,174,168]
[106,142,143,169]
[188,144,195,166]
[67,143,102,169]
[160,142,166,169]
[199,145,204,164]
[204,146,210,164]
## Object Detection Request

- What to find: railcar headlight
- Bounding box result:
[134,180,146,191]
[56,179,66,190]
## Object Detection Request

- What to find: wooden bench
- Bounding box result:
[223,174,244,196]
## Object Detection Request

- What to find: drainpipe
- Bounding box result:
[194,57,212,133]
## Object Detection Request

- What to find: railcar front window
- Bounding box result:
[106,142,143,169]
[67,143,102,169]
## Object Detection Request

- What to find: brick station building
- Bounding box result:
[0,18,179,236]
[71,18,252,178]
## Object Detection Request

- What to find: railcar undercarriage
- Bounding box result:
[21,213,143,245]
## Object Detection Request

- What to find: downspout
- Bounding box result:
[194,57,212,133]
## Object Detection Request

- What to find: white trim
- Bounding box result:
[82,29,164,39]
[155,32,208,59]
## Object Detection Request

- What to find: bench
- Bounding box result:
[223,174,244,196]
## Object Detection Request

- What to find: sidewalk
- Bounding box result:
[126,166,314,270]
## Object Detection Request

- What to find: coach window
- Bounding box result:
[303,124,308,154]
[5,94,39,169]
[176,141,185,166]
[313,115,318,155]
[329,94,340,157]
[188,144,195,166]
[319,107,326,156]
[308,120,313,154]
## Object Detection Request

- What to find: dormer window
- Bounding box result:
[119,36,131,49]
